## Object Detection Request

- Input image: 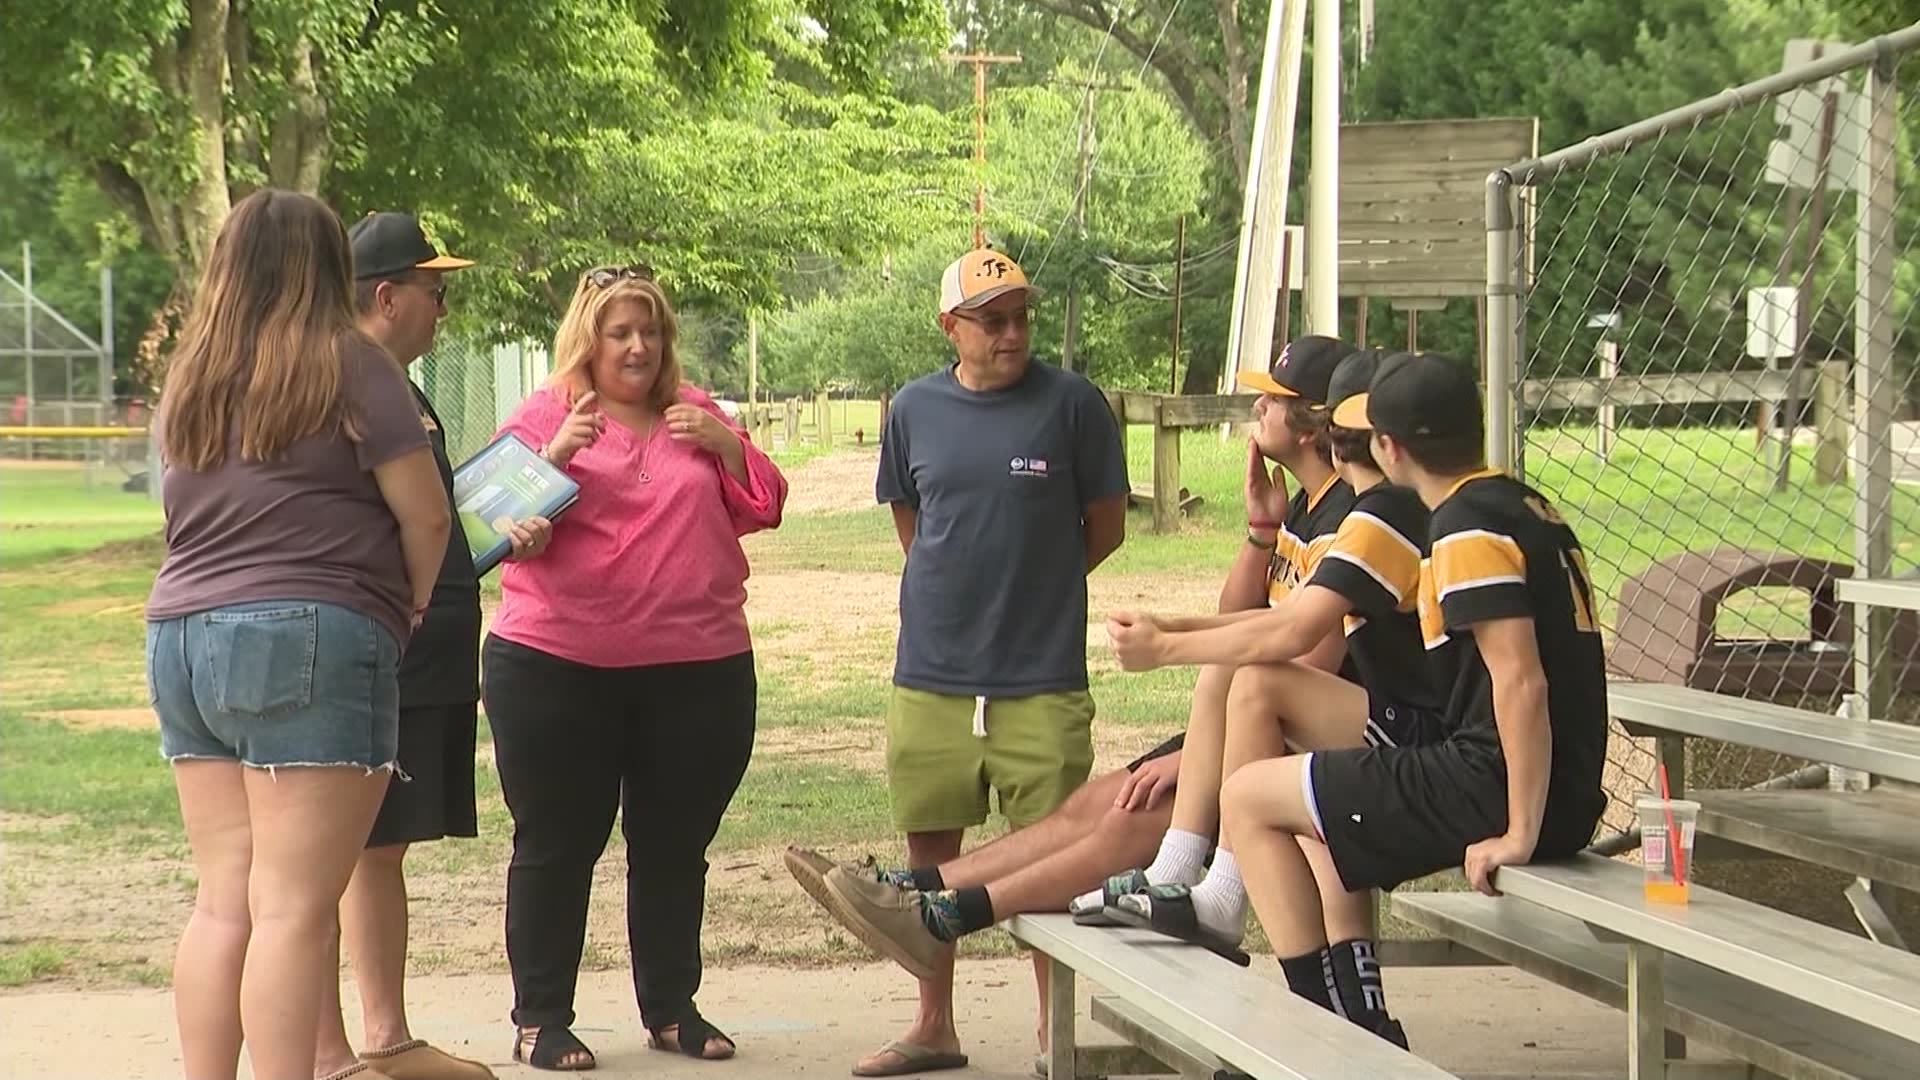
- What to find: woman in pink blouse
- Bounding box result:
[482,265,787,1071]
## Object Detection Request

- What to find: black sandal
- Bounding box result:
[1103,884,1252,967]
[649,1010,737,1060]
[512,1025,597,1071]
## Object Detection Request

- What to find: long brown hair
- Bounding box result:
[546,272,683,412]
[158,189,369,469]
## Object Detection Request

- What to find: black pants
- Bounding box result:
[482,635,757,1030]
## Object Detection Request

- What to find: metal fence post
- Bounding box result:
[1851,50,1897,731]
[1485,169,1518,473]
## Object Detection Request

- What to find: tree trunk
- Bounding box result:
[180,0,234,273]
[1213,0,1250,189]
[269,37,331,194]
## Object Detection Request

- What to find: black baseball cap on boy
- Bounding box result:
[348,212,473,280]
[1236,335,1356,406]
[1330,351,1484,441]
[1325,349,1395,420]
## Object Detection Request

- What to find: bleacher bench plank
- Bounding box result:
[1693,787,1920,892]
[1006,914,1456,1080]
[1492,854,1920,1041]
[1834,577,1920,613]
[1610,682,1920,784]
[1393,891,1916,1080]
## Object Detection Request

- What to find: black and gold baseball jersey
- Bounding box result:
[1267,473,1356,605]
[1418,469,1608,848]
[1305,482,1442,709]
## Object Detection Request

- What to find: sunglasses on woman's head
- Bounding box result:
[588,263,656,289]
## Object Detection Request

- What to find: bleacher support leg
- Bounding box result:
[1048,957,1078,1080]
[1627,943,1668,1080]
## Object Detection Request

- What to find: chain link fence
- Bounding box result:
[1484,28,1920,850]
[411,336,549,464]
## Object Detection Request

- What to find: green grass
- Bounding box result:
[0,943,70,987]
[0,463,163,568]
[0,714,179,844]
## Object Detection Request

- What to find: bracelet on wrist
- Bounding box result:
[1246,531,1278,550]
[1248,517,1281,530]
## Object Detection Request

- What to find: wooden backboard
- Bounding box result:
[1338,117,1538,298]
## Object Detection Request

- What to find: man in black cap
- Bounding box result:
[1213,352,1606,1042]
[310,213,547,1080]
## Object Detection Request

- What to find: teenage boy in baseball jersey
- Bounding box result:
[1100,352,1443,1046]
[1219,351,1607,1042]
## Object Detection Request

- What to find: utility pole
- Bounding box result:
[1305,0,1342,335]
[1170,214,1187,393]
[943,52,1022,249]
[1060,77,1132,373]
[1222,0,1309,395]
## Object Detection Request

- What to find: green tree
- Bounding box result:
[0,0,942,282]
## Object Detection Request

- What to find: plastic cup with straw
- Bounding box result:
[1635,762,1699,905]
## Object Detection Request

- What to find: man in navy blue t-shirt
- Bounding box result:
[817,247,1129,1076]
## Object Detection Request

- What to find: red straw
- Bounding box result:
[1658,762,1687,884]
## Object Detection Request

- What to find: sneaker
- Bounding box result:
[784,848,912,916]
[1367,1015,1409,1051]
[820,866,948,981]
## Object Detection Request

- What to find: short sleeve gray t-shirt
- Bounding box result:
[877,361,1129,696]
[146,337,432,646]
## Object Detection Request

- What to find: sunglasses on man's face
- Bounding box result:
[381,275,446,306]
[588,263,656,289]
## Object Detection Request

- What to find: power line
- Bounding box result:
[1027,0,1187,282]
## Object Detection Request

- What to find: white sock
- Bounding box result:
[1187,849,1248,941]
[1142,828,1211,887]
[1071,827,1211,911]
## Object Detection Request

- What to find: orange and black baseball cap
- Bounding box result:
[1331,351,1484,441]
[1237,335,1355,405]
[349,212,474,280]
[939,248,1040,314]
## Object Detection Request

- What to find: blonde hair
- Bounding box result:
[159,189,370,469]
[547,272,682,412]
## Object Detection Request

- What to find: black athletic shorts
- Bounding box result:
[1303,739,1505,892]
[1126,732,1185,772]
[366,701,481,848]
[1362,698,1448,750]
[1305,739,1598,892]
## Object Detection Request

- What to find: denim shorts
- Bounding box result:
[147,600,401,770]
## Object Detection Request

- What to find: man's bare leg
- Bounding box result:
[936,769,1125,889]
[856,829,965,1075]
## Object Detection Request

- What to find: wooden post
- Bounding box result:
[785,398,800,446]
[1354,295,1369,347]
[1152,401,1181,535]
[1597,339,1619,463]
[1406,307,1418,351]
[1815,359,1846,484]
[817,391,834,447]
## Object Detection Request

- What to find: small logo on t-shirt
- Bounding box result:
[1009,456,1049,478]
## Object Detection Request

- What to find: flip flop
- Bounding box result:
[850,1039,969,1077]
[1103,885,1252,967]
[1069,869,1149,926]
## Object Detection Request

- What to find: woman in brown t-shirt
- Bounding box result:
[144,189,451,1080]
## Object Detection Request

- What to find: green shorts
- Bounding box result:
[884,686,1096,832]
